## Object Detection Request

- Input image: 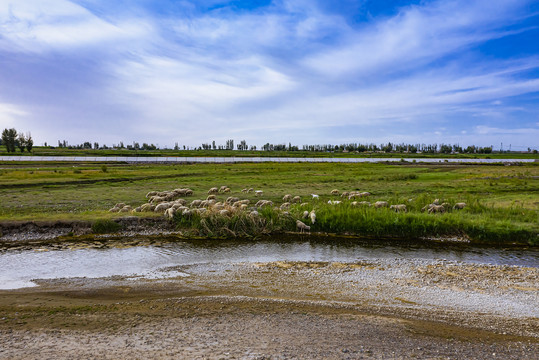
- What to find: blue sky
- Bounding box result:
[1,0,538,150]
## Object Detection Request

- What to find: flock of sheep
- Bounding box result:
[108,186,466,233]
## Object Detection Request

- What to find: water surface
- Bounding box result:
[0,237,537,290]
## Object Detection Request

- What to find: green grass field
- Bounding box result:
[0,161,537,244]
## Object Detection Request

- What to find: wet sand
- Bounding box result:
[0,259,537,359]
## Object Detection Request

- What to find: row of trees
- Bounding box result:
[1,128,33,153]
[5,132,527,154]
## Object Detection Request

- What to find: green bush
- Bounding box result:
[91,219,121,234]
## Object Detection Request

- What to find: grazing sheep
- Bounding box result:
[213,204,225,211]
[389,204,407,212]
[223,187,231,193]
[249,210,259,218]
[247,188,254,193]
[108,207,120,213]
[255,200,273,208]
[164,207,175,219]
[428,205,446,214]
[309,210,316,224]
[226,196,240,204]
[359,201,371,207]
[280,202,291,210]
[195,208,207,215]
[454,202,467,210]
[292,196,301,203]
[351,201,358,207]
[140,203,154,212]
[328,200,341,205]
[302,210,309,219]
[283,194,292,202]
[190,200,203,208]
[207,195,216,200]
[311,194,319,199]
[239,204,248,210]
[208,187,219,194]
[132,206,142,213]
[146,191,158,198]
[119,205,132,213]
[374,201,389,208]
[149,195,166,204]
[219,186,228,192]
[330,189,340,195]
[182,209,192,217]
[433,199,440,205]
[360,192,371,197]
[241,188,248,193]
[219,209,230,216]
[441,202,451,210]
[154,202,172,213]
[341,191,350,198]
[255,190,264,197]
[296,220,310,233]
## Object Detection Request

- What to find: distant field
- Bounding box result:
[0,161,537,244]
[1,146,538,159]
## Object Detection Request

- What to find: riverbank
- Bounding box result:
[0,162,537,245]
[0,258,537,359]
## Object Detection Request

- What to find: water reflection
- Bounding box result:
[0,236,537,290]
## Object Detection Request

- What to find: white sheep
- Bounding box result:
[428,205,445,214]
[296,220,310,233]
[328,200,341,205]
[454,202,467,210]
[374,201,389,208]
[311,194,319,199]
[309,210,316,224]
[283,194,292,202]
[302,210,309,219]
[389,204,407,212]
[164,207,175,219]
[292,196,301,203]
[330,189,340,195]
[208,187,219,194]
[255,190,264,197]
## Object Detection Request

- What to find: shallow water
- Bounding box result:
[0,237,537,290]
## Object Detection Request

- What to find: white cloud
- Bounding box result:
[0,103,28,127]
[0,0,152,53]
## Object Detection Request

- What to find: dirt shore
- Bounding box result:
[0,257,537,359]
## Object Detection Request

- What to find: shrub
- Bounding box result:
[91,219,121,234]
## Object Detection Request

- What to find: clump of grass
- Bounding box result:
[173,208,295,238]
[91,219,121,234]
[101,165,108,173]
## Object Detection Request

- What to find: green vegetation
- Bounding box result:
[91,219,121,234]
[0,161,537,244]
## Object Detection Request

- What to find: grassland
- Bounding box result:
[0,161,537,244]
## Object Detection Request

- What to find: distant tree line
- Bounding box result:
[5,132,536,154]
[1,128,33,153]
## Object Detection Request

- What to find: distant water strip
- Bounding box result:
[0,156,536,163]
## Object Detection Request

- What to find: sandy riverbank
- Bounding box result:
[0,257,537,359]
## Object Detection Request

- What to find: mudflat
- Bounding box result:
[1,258,537,359]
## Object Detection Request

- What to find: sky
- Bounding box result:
[1,0,538,150]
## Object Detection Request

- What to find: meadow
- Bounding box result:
[0,161,537,244]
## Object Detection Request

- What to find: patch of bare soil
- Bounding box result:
[0,260,537,359]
